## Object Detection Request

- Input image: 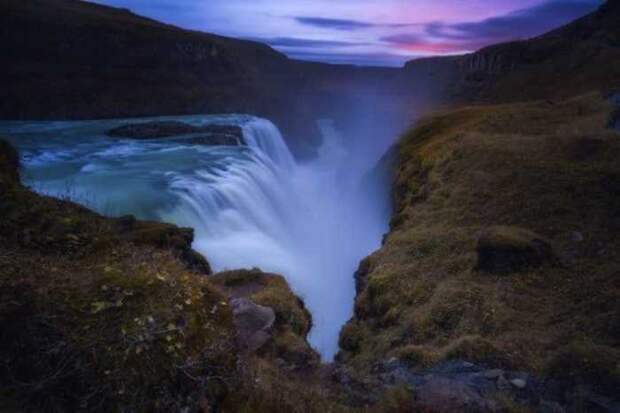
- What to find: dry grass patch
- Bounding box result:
[339,93,620,389]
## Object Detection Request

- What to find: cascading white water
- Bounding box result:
[1,114,390,360]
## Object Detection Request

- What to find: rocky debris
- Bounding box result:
[416,378,499,413]
[476,226,559,273]
[230,297,275,352]
[369,359,620,413]
[106,121,244,144]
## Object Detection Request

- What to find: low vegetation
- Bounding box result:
[339,94,620,397]
[0,143,389,412]
[0,139,239,411]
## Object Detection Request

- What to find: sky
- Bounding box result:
[91,0,604,66]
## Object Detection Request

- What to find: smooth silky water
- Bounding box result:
[0,115,390,360]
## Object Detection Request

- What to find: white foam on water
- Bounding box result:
[1,115,390,361]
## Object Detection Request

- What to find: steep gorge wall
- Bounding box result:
[404,0,620,104]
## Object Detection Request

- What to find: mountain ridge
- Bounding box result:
[404,0,620,104]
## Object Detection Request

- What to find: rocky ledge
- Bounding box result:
[107,121,244,145]
[0,139,331,412]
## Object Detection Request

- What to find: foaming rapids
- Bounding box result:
[1,115,391,360]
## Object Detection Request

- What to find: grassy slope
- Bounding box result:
[0,0,285,116]
[0,139,238,410]
[0,142,358,412]
[339,94,620,393]
[472,0,620,103]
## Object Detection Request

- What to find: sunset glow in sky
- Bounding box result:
[92,0,603,66]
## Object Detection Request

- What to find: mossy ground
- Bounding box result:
[338,94,620,393]
[0,143,239,411]
[0,145,398,412]
[2,90,619,410]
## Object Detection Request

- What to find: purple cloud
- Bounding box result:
[89,0,606,66]
[285,50,411,66]
[255,37,369,48]
[295,17,375,30]
[386,0,604,53]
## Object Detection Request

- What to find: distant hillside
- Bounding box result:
[0,0,410,156]
[0,0,288,114]
[405,0,620,103]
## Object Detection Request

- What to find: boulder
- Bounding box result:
[476,226,559,273]
[230,297,276,352]
[106,121,244,144]
[184,135,241,146]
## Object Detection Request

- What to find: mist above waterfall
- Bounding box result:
[160,117,391,359]
[1,113,394,360]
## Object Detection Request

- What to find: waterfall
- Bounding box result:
[3,115,390,361]
[161,117,388,360]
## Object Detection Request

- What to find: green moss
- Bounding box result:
[394,345,438,368]
[0,140,238,411]
[444,336,511,368]
[339,94,620,390]
[212,269,312,336]
[211,269,319,369]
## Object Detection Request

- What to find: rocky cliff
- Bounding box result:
[2,1,620,412]
[405,0,620,104]
[0,0,409,158]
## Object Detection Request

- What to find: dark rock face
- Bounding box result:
[476,226,559,273]
[107,121,244,144]
[404,1,620,103]
[184,135,241,146]
[0,139,19,184]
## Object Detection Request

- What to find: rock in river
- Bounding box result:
[107,120,244,145]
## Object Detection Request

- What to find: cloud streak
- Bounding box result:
[384,0,603,53]
[255,37,369,48]
[294,17,375,31]
[91,0,604,66]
